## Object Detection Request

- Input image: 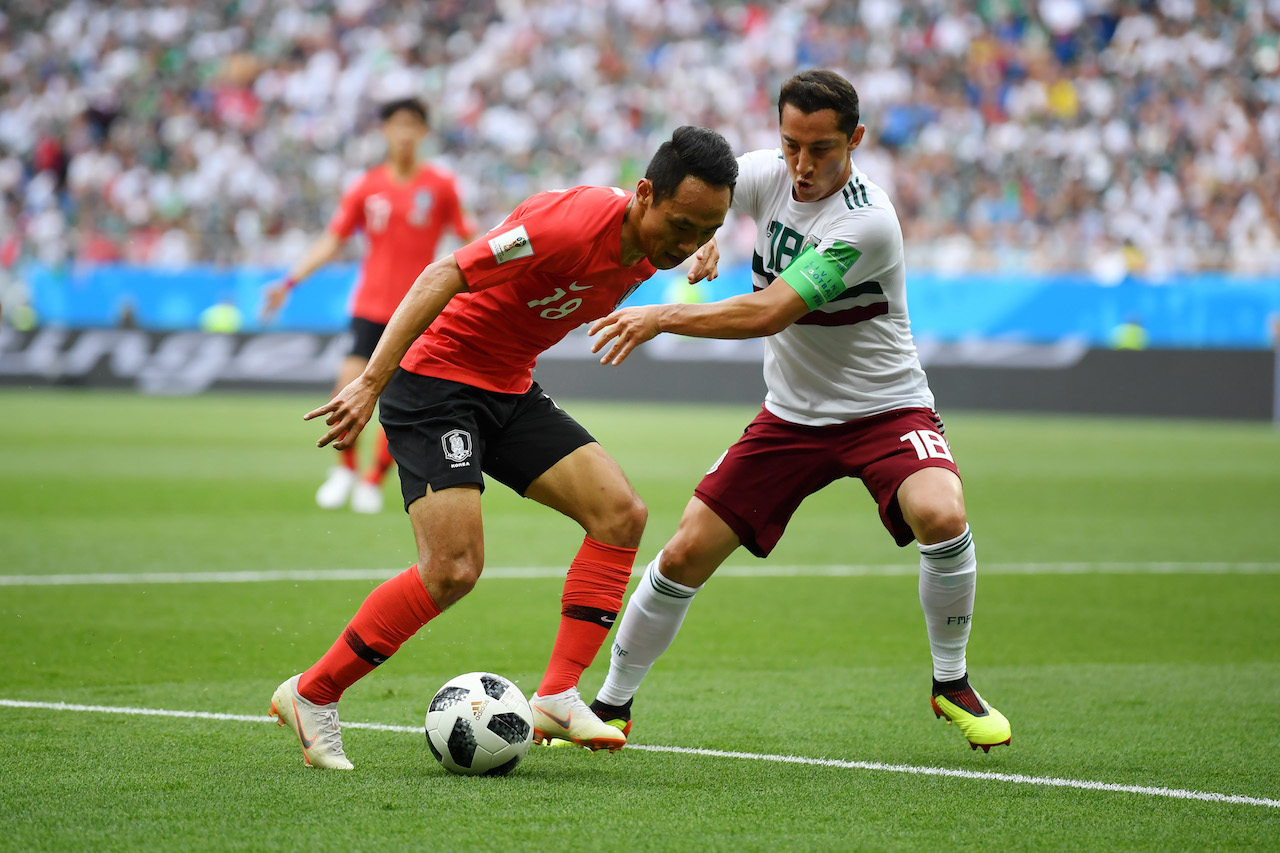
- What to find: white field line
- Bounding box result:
[1,562,1278,586]
[1,698,1276,810]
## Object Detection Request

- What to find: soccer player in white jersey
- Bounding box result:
[586,70,1011,752]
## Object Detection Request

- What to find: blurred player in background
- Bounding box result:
[587,71,1012,753]
[262,97,474,514]
[269,126,738,769]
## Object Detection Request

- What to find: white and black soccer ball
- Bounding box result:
[425,672,534,776]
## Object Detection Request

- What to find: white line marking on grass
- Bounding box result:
[1,562,1278,586]
[3,698,1276,809]
[725,561,1280,578]
[632,744,1280,809]
[0,699,418,734]
[0,569,401,586]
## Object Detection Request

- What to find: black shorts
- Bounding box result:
[378,369,597,510]
[348,317,387,360]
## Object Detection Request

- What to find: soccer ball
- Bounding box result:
[425,672,534,776]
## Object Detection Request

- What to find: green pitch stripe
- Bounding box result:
[1,563,1278,586]
[2,699,1277,809]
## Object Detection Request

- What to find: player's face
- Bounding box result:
[382,110,428,164]
[635,176,731,269]
[779,105,864,203]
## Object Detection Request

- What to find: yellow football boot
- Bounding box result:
[931,681,1011,752]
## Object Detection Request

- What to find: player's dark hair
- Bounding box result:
[379,97,428,125]
[778,70,860,137]
[644,125,738,204]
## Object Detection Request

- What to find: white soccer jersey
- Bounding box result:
[732,148,934,426]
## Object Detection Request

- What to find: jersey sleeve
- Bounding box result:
[326,174,367,238]
[452,194,589,292]
[730,149,782,221]
[780,206,899,309]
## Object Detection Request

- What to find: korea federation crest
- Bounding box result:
[441,429,473,463]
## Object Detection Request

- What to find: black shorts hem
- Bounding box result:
[348,316,387,360]
[379,370,596,513]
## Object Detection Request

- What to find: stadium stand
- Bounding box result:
[0,0,1277,284]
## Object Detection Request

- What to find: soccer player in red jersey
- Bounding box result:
[269,126,738,769]
[261,98,475,514]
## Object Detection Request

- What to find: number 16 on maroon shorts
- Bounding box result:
[693,405,961,556]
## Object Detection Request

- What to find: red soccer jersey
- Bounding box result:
[327,163,473,324]
[400,185,655,394]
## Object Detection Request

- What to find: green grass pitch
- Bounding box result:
[1,388,1278,851]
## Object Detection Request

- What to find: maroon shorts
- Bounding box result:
[694,406,961,555]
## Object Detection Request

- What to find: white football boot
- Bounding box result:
[269,674,354,770]
[530,686,627,752]
[315,466,357,509]
[349,481,384,514]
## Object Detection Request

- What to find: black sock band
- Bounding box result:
[343,626,390,666]
[562,604,618,629]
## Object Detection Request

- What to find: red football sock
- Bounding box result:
[298,566,441,705]
[364,430,396,485]
[340,444,358,471]
[538,537,637,696]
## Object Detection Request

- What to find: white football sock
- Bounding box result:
[596,552,700,707]
[918,525,977,682]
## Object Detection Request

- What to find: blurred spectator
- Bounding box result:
[0,0,1277,279]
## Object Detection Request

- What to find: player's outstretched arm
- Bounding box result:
[305,256,468,449]
[260,231,344,324]
[589,277,809,366]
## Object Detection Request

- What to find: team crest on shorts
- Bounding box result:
[441,429,473,463]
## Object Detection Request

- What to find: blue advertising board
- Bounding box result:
[19,262,1280,349]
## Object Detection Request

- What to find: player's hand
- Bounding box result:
[588,307,662,366]
[304,376,379,450]
[259,280,292,325]
[687,237,720,284]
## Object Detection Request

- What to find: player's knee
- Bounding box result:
[656,540,697,584]
[591,492,647,549]
[909,498,967,545]
[656,538,726,587]
[419,552,483,607]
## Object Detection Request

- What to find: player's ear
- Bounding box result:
[849,125,866,153]
[634,178,654,210]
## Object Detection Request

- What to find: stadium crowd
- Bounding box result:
[1,0,1278,284]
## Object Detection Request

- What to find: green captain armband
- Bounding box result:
[778,242,861,309]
